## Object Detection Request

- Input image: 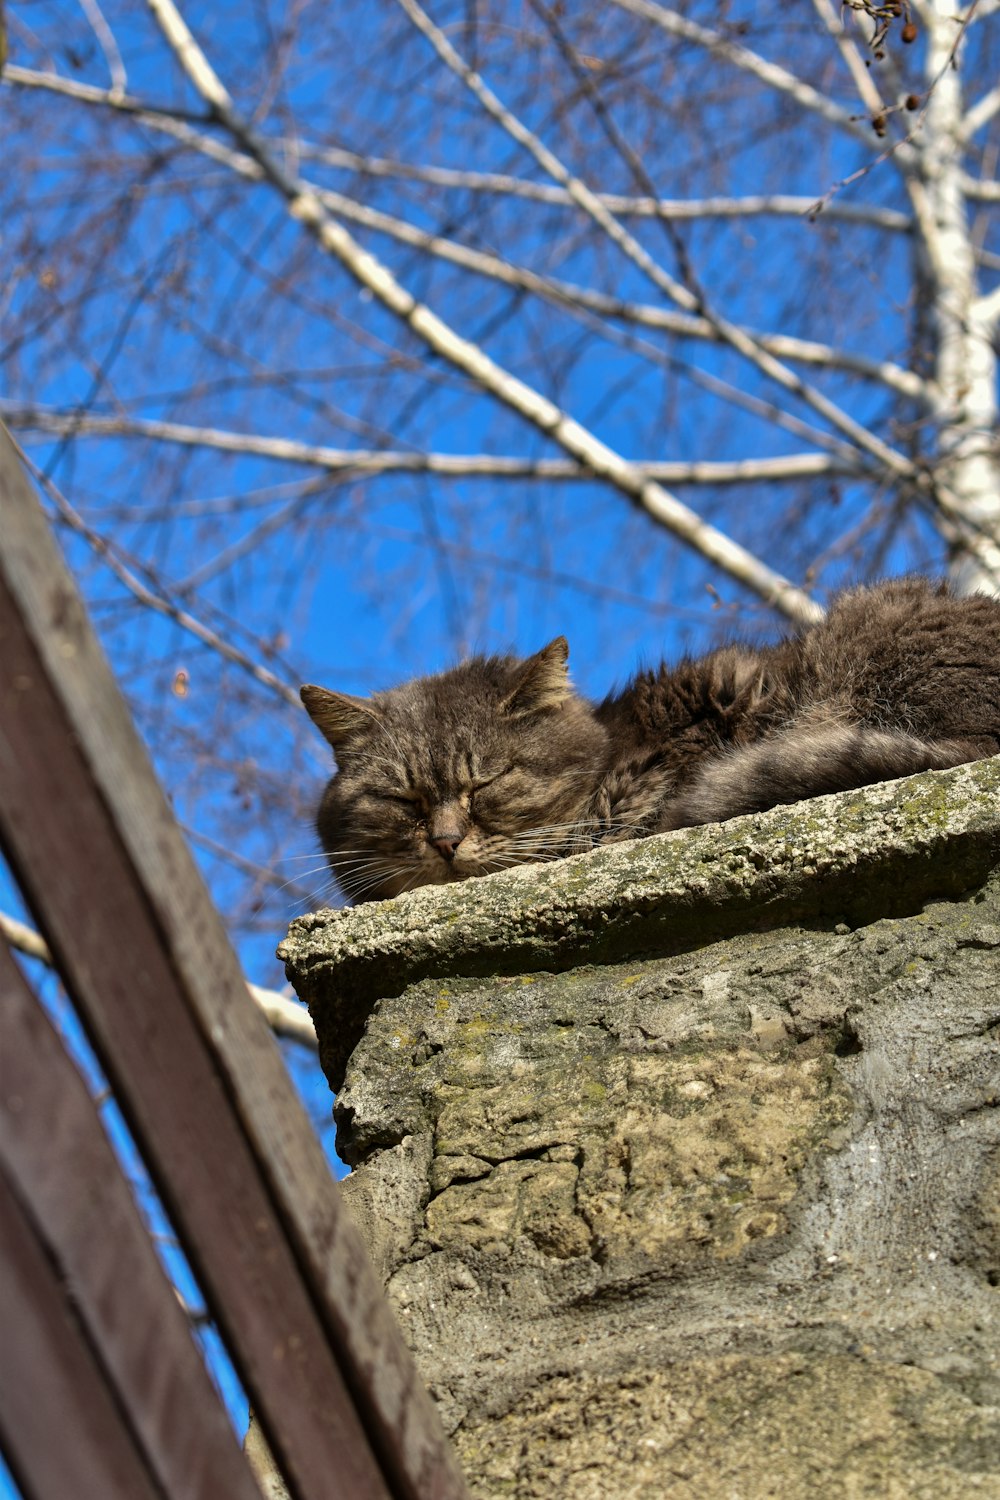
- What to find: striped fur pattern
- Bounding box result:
[302,580,1000,903]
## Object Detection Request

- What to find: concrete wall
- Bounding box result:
[281,760,1000,1498]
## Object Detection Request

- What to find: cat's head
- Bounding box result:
[301,637,607,903]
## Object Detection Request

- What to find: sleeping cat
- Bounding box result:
[301,578,1000,903]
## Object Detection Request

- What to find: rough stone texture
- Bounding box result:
[281,761,1000,1498]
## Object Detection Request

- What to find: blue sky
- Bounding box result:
[4,0,998,1490]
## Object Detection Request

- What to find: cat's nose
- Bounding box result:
[429,833,463,861]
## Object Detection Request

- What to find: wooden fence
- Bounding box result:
[0,425,468,1500]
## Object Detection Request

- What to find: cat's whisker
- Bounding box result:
[502,831,591,850]
[333,855,400,885]
[311,848,420,867]
[272,851,349,864]
[480,849,564,868]
[489,817,647,865]
[348,868,420,883]
[484,854,553,872]
[344,873,411,902]
[334,856,422,902]
[261,856,339,899]
[275,849,432,905]
[396,865,430,897]
[329,853,405,869]
[275,857,335,878]
[330,858,425,888]
[509,816,610,834]
[290,878,341,913]
[497,839,577,855]
[323,846,417,855]
[271,868,333,898]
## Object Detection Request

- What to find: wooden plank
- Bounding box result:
[0,935,262,1500]
[0,426,467,1499]
[0,1166,164,1500]
[0,488,391,1500]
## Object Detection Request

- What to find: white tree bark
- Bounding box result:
[919,0,1000,593]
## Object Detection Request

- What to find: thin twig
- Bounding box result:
[962,80,1000,139]
[394,0,919,483]
[608,0,889,150]
[5,409,861,484]
[2,65,927,401]
[77,0,127,96]
[143,0,824,624]
[295,143,914,229]
[0,909,316,1047]
[15,443,304,708]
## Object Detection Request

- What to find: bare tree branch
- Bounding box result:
[973,281,1000,324]
[16,446,304,708]
[4,61,207,123]
[312,189,928,401]
[962,0,1000,20]
[1,66,928,402]
[962,174,1000,200]
[608,0,882,148]
[0,911,52,965]
[611,0,960,302]
[809,0,886,120]
[3,79,926,406]
[962,81,1000,140]
[245,984,317,1048]
[394,0,921,481]
[806,0,953,291]
[0,65,909,232]
[6,409,858,485]
[77,0,127,97]
[143,0,824,624]
[0,908,316,1047]
[297,142,914,229]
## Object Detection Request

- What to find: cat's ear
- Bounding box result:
[504,636,572,716]
[300,684,377,751]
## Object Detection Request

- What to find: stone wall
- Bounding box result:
[281,760,1000,1498]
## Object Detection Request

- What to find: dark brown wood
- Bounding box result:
[0,453,390,1499]
[0,1166,164,1500]
[0,424,469,1500]
[0,935,262,1500]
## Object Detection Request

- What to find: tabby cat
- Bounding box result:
[301,578,1000,904]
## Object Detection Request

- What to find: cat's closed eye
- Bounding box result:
[471,768,514,793]
[388,792,422,807]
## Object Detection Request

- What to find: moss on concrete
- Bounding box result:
[282,760,1000,1497]
[280,759,1000,1090]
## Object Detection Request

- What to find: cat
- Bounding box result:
[301,578,1000,904]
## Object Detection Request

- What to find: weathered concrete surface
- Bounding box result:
[281,759,1000,1092]
[281,761,1000,1498]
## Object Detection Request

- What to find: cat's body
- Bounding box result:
[302,579,1000,903]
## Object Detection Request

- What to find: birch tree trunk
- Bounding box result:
[918,0,1000,592]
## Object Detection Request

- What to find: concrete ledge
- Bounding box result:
[281,759,1000,1497]
[280,758,1000,1090]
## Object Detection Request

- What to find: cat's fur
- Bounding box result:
[302,578,1000,903]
